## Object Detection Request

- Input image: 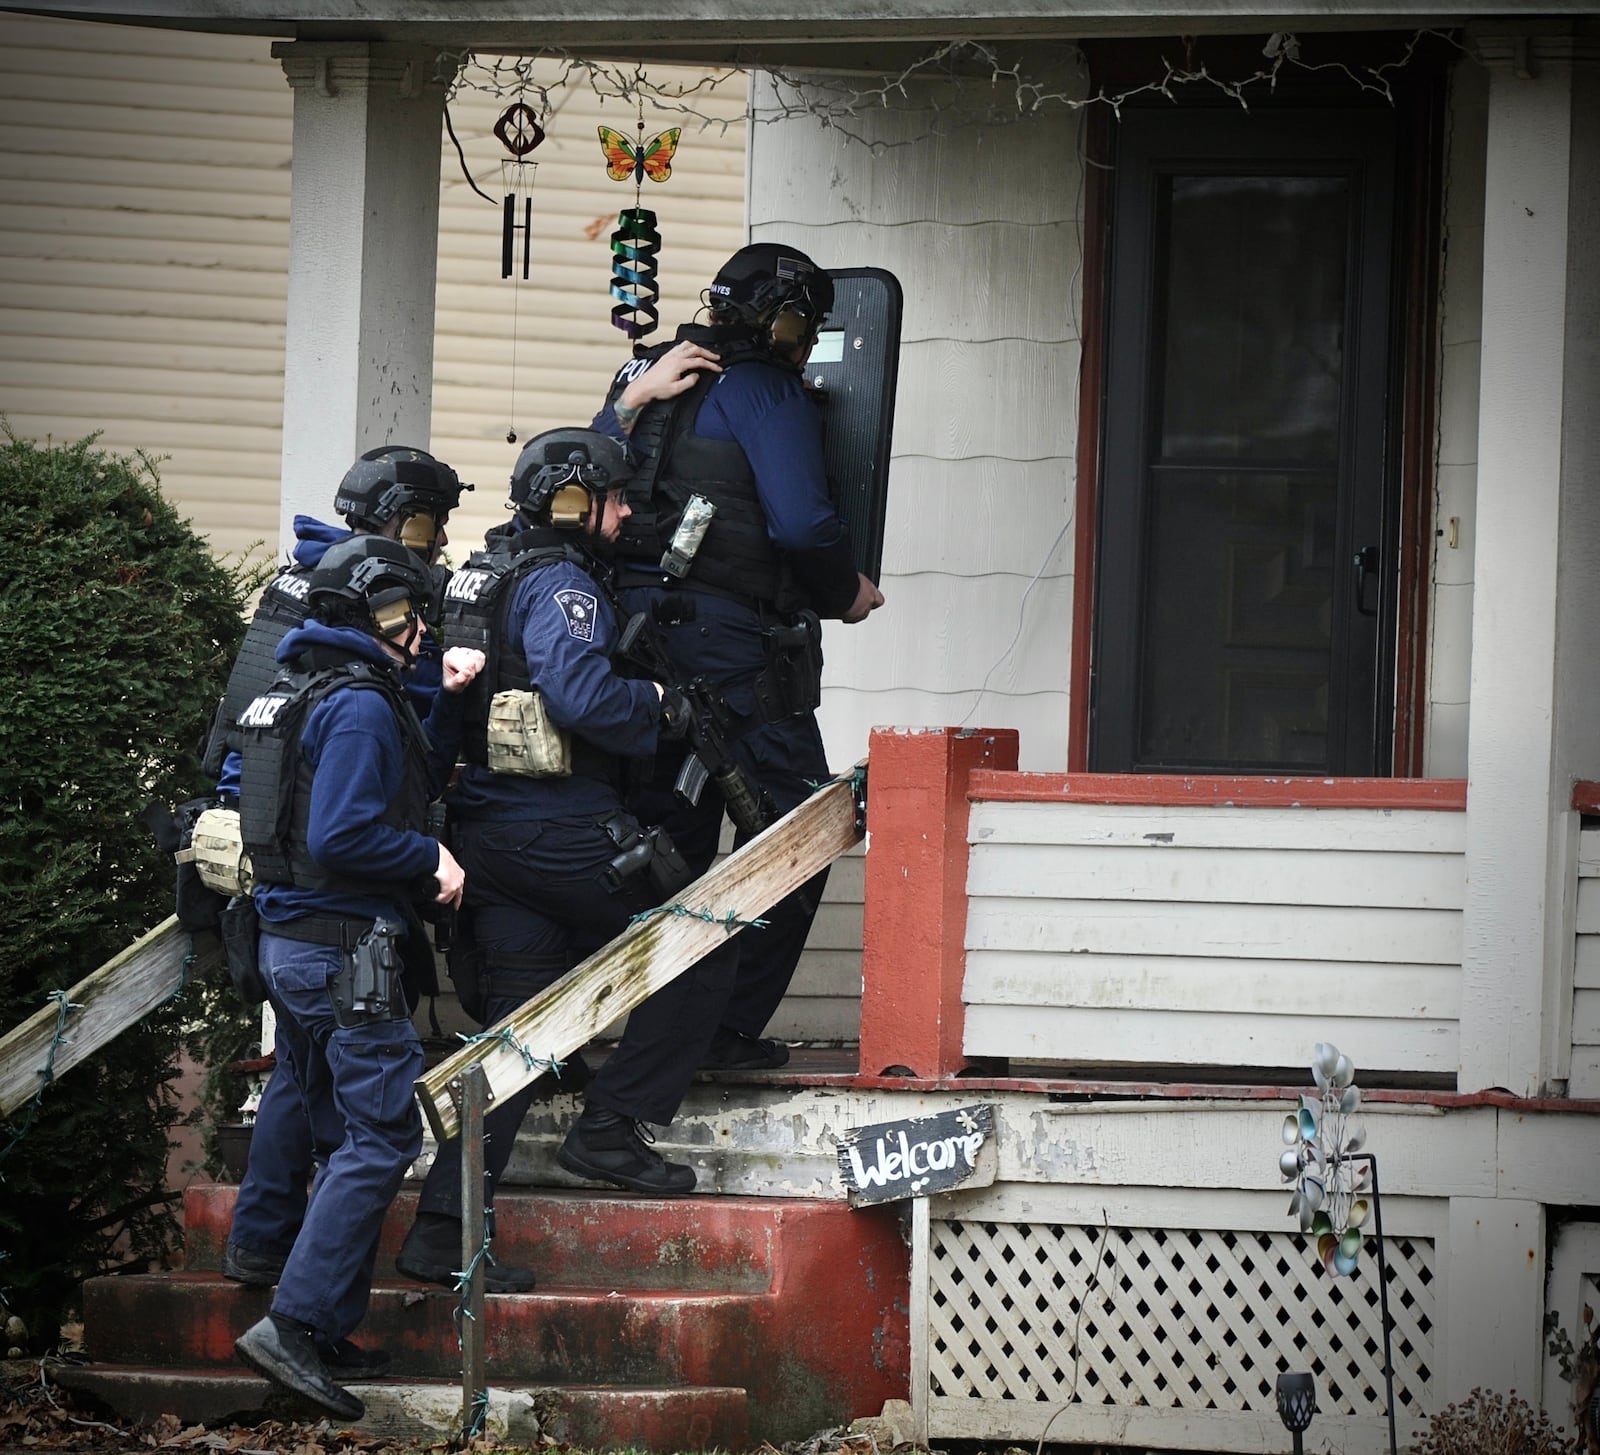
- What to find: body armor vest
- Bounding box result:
[606,328,790,605]
[202,565,314,777]
[439,529,617,775]
[238,658,429,897]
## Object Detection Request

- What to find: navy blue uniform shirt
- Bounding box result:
[254,621,460,929]
[449,556,660,821]
[593,356,847,554]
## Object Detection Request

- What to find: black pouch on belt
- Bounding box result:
[753,610,823,722]
[219,895,267,1006]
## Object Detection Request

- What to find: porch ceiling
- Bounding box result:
[2,0,1590,65]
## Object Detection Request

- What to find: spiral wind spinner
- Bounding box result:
[596,119,681,339]
[608,207,661,339]
[1279,1041,1371,1277]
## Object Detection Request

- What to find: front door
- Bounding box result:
[1090,106,1400,775]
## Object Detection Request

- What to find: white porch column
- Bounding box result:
[270,41,452,548]
[1461,27,1600,1096]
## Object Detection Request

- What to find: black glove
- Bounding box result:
[658,686,694,740]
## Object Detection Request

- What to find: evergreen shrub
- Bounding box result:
[0,430,260,1350]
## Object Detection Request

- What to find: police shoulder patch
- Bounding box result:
[554,587,599,641]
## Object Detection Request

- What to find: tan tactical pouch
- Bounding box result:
[179,806,255,897]
[486,689,571,778]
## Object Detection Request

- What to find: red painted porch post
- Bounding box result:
[860,726,1021,1079]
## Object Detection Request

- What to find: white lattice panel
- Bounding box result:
[927,1219,1434,1422]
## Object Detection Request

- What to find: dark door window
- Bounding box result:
[1091,108,1399,774]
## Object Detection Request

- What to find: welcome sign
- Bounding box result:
[836,1104,996,1205]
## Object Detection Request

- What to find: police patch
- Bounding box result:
[554,588,598,641]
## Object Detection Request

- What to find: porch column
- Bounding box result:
[270,41,452,547]
[1461,26,1600,1096]
[859,726,1019,1079]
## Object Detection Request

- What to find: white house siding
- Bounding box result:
[1426,56,1488,778]
[0,15,749,562]
[747,66,1083,776]
[0,14,291,561]
[1571,825,1600,1096]
[962,799,1465,1076]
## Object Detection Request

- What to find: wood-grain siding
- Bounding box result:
[748,69,1084,776]
[961,798,1466,1077]
[1571,826,1600,1096]
[0,14,290,560]
[0,14,748,566]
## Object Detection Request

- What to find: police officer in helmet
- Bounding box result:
[592,241,884,1070]
[214,446,469,1301]
[232,535,484,1421]
[204,445,468,782]
[395,427,708,1286]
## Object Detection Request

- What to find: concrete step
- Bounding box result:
[87,1180,908,1443]
[182,1183,823,1292]
[52,1365,749,1449]
[83,1274,766,1387]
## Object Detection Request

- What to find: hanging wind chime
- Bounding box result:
[494,99,546,442]
[496,100,545,280]
[597,108,680,339]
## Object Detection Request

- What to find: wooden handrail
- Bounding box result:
[0,915,214,1120]
[416,770,864,1143]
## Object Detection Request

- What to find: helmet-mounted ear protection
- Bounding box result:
[367,585,420,642]
[769,305,819,351]
[547,473,595,529]
[396,507,446,555]
[509,429,632,528]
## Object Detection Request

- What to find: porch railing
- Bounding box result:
[859,726,1468,1084]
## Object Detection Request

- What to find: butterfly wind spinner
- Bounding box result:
[1279,1041,1371,1277]
[596,123,682,339]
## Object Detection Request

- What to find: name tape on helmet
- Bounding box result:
[273,571,311,602]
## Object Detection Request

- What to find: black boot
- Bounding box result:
[221,1241,286,1287]
[317,1337,391,1380]
[396,1211,536,1293]
[701,1027,790,1071]
[557,1106,695,1194]
[235,1313,363,1422]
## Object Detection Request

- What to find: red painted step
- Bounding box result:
[75,1182,909,1445]
[84,1274,766,1385]
[182,1183,793,1291]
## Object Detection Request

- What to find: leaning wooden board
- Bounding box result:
[416,771,864,1142]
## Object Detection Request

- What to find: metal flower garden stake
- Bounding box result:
[1279,1041,1397,1455]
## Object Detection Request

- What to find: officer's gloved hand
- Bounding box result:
[659,686,694,740]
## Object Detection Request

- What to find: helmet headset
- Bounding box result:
[306,536,434,666]
[509,429,632,533]
[334,446,472,558]
[706,243,833,355]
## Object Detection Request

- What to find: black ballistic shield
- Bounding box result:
[811,268,902,584]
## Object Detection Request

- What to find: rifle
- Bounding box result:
[618,611,778,838]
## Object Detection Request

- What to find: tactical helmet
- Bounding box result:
[334,446,470,554]
[708,243,833,349]
[306,535,434,644]
[509,428,632,530]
